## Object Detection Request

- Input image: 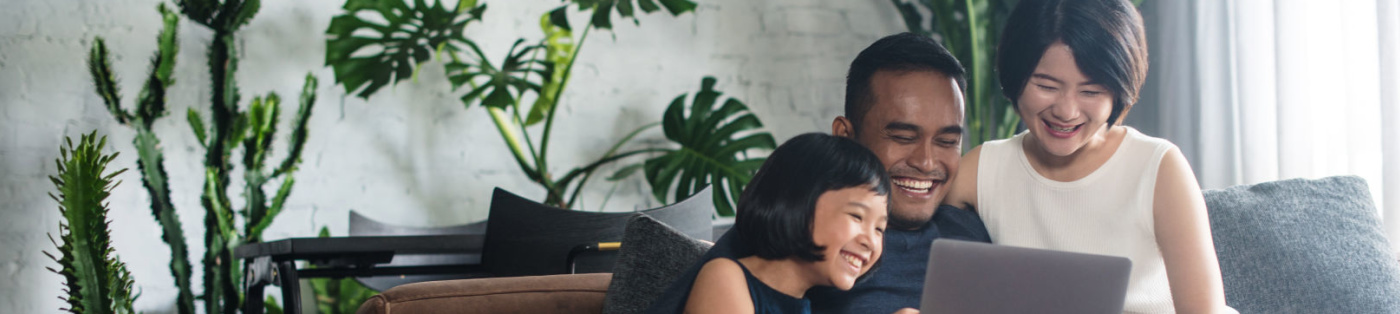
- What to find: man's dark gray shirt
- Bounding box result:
[644,205,991,313]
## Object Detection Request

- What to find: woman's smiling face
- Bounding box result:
[808,186,887,291]
[1017,41,1116,157]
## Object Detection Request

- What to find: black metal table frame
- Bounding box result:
[233,234,484,314]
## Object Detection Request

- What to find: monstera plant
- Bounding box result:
[324,0,771,215]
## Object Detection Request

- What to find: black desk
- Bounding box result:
[234,235,486,314]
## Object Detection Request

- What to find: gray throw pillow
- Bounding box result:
[1205,175,1400,313]
[603,214,713,314]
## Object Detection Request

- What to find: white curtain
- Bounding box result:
[1149,0,1400,252]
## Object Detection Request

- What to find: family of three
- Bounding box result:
[646,0,1235,313]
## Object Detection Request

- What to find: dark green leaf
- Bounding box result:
[325,0,486,98]
[644,77,775,217]
[656,0,697,15]
[448,40,548,111]
[570,0,695,30]
[549,6,572,31]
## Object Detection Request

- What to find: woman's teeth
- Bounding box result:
[1049,123,1077,132]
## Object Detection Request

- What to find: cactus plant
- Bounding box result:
[88,0,319,312]
[85,4,195,313]
[45,132,138,314]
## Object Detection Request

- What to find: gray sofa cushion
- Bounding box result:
[1205,175,1400,313]
[602,214,713,314]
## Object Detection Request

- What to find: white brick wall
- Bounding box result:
[0,0,905,312]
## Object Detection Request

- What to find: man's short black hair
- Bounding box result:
[844,32,968,133]
[997,0,1148,126]
[735,133,891,262]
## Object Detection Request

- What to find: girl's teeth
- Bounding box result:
[1051,124,1075,132]
[843,253,864,268]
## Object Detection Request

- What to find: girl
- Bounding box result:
[944,0,1234,312]
[683,133,891,314]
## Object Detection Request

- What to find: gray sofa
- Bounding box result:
[360,175,1400,313]
[1205,176,1400,313]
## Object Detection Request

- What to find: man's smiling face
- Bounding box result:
[839,70,964,230]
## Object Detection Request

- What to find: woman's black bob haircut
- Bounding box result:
[997,0,1148,126]
[734,133,891,262]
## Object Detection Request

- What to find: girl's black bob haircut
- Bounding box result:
[734,133,891,262]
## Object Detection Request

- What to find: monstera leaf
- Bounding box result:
[557,0,698,30]
[325,0,487,98]
[525,12,576,126]
[446,39,550,110]
[643,77,775,217]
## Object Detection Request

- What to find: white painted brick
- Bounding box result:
[782,7,847,36]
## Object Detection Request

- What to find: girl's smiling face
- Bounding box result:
[1017,41,1116,157]
[808,186,887,290]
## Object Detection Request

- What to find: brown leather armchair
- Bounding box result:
[356,273,612,314]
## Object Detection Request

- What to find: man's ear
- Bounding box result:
[832,116,855,138]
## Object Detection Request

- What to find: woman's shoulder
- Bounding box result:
[1121,126,1179,152]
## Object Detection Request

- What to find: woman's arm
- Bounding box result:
[942,145,983,212]
[684,259,754,314]
[1153,146,1232,313]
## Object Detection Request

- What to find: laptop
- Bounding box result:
[920,239,1133,314]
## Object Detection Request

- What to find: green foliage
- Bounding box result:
[175,0,261,31]
[323,0,737,213]
[188,74,319,314]
[637,77,775,217]
[85,4,195,313]
[527,13,576,126]
[556,0,697,30]
[88,1,320,312]
[177,0,318,311]
[446,39,549,110]
[325,0,487,98]
[45,132,137,314]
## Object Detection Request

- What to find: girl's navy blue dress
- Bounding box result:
[727,257,811,314]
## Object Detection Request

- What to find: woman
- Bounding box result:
[943,0,1234,312]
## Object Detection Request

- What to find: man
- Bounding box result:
[643,33,989,313]
[808,32,990,314]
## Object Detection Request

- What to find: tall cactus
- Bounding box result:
[86,4,195,313]
[45,132,138,314]
[86,0,317,312]
[176,0,320,311]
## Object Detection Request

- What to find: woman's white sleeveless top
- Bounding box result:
[977,127,1176,313]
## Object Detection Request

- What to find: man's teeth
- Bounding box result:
[893,178,933,191]
[842,253,865,268]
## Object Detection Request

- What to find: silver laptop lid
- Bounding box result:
[920,239,1132,314]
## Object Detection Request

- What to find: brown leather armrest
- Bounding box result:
[356,273,612,314]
